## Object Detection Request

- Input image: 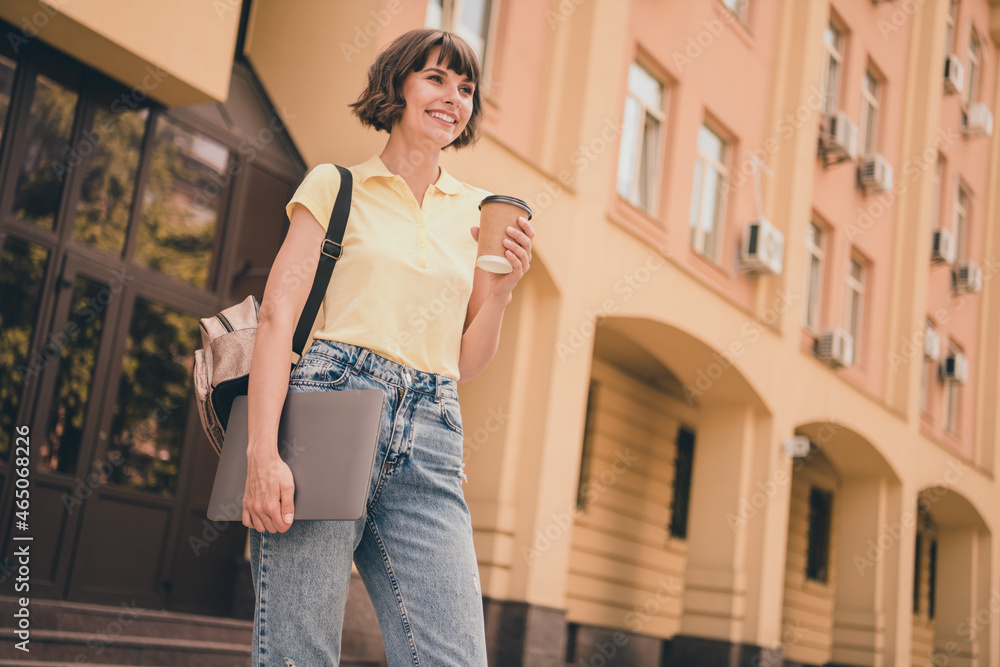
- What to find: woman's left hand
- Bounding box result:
[470,216,535,298]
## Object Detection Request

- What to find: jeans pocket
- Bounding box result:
[289,354,352,388]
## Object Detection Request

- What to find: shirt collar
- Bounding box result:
[356,154,463,195]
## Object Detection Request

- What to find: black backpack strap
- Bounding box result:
[292,165,353,357]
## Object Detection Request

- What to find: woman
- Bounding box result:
[241,27,534,666]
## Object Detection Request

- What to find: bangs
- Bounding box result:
[426,32,481,86]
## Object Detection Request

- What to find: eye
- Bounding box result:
[461,86,473,95]
[428,74,443,83]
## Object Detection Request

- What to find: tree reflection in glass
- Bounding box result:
[12,73,78,229]
[0,52,17,151]
[38,277,108,475]
[0,238,49,461]
[134,116,231,289]
[72,104,149,254]
[107,298,197,495]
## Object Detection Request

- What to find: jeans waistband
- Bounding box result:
[309,339,457,400]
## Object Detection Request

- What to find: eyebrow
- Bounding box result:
[421,66,474,84]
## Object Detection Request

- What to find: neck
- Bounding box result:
[380,131,442,184]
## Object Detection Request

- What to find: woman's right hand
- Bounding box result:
[242,201,327,534]
[243,447,296,533]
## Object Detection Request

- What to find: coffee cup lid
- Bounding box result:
[479,195,532,220]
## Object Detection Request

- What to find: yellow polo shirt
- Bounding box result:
[285,155,491,380]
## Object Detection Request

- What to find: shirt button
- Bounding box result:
[418,222,425,228]
[419,242,425,248]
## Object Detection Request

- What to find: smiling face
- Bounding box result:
[395,46,475,149]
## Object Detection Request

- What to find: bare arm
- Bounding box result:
[242,205,325,533]
[457,215,534,382]
[458,266,511,382]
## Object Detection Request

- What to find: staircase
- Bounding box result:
[0,597,379,666]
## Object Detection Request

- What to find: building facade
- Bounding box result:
[0,0,998,665]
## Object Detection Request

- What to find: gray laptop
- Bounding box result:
[207,391,385,522]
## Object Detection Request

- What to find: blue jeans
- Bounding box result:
[249,339,488,666]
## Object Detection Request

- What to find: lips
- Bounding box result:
[426,110,457,125]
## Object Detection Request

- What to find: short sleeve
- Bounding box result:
[285,163,344,232]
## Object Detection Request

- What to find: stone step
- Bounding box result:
[0,596,251,645]
[0,628,247,666]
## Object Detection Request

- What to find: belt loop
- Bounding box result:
[435,376,443,401]
[355,347,369,375]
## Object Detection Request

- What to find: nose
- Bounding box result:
[442,83,460,106]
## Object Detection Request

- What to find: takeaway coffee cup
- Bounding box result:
[477,195,533,274]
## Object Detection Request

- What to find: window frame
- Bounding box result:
[859,69,881,155]
[944,0,958,56]
[821,20,845,116]
[920,321,937,418]
[616,61,667,216]
[944,342,961,434]
[965,29,981,106]
[954,181,970,262]
[932,155,943,229]
[804,221,826,333]
[425,0,500,86]
[721,0,749,23]
[845,254,866,365]
[689,122,730,263]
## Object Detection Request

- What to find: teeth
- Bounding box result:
[428,111,456,124]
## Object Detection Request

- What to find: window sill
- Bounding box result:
[690,243,736,280]
[607,195,669,254]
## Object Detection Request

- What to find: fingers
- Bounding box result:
[277,478,295,533]
[503,238,529,273]
[470,225,479,242]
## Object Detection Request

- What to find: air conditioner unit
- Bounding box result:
[858,154,893,194]
[941,351,969,385]
[741,218,784,275]
[820,111,858,163]
[817,328,853,368]
[943,54,964,96]
[963,103,994,138]
[924,325,940,361]
[931,228,956,265]
[953,261,983,293]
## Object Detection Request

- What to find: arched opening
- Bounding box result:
[910,486,991,667]
[780,420,902,666]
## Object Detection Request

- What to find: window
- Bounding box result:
[913,531,922,614]
[425,0,496,65]
[804,222,825,331]
[928,539,938,619]
[845,256,865,364]
[932,156,943,229]
[921,321,937,417]
[575,381,599,509]
[722,0,749,22]
[821,22,844,115]
[616,62,665,215]
[859,70,881,155]
[944,342,961,434]
[669,427,696,539]
[954,183,970,262]
[689,125,729,261]
[966,31,981,106]
[806,486,833,582]
[944,0,958,55]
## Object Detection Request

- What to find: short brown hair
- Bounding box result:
[349,28,483,150]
